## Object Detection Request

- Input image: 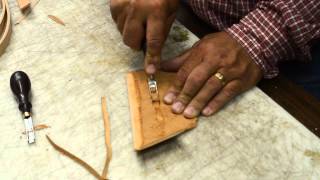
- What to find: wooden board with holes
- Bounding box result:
[127,70,197,150]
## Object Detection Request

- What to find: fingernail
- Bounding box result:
[202,107,213,116]
[146,64,156,74]
[172,102,184,114]
[164,93,176,104]
[184,106,198,118]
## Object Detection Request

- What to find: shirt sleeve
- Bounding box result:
[225,0,320,78]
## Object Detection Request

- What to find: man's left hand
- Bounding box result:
[161,32,262,118]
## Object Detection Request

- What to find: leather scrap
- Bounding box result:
[47,97,112,180]
[22,124,50,134]
[34,124,50,130]
[46,135,104,180]
[48,15,65,26]
[16,0,30,11]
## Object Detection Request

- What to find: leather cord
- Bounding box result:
[0,0,12,55]
[47,97,112,180]
[0,0,12,56]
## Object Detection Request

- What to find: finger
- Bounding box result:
[161,50,191,72]
[173,52,203,90]
[164,52,201,105]
[154,13,175,73]
[122,14,145,50]
[182,70,227,118]
[161,38,201,72]
[164,14,176,41]
[165,52,202,112]
[110,0,129,21]
[144,52,160,75]
[116,12,127,34]
[145,14,167,74]
[173,60,219,115]
[202,81,242,116]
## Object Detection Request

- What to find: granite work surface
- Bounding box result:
[0,0,320,179]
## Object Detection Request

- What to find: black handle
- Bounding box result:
[10,71,32,113]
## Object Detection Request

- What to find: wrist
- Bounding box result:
[226,25,279,79]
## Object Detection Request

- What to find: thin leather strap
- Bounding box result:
[0,0,12,56]
[46,135,105,180]
[47,97,112,180]
[101,97,112,178]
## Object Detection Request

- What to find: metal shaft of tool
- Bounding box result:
[148,75,160,102]
[24,112,35,144]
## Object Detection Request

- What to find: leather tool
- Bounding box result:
[10,71,35,144]
[141,41,160,102]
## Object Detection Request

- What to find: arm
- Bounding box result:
[160,0,319,118]
[110,0,179,75]
[226,0,320,78]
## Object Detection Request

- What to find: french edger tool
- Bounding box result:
[10,71,35,144]
[142,42,160,102]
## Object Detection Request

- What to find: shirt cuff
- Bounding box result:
[225,8,295,79]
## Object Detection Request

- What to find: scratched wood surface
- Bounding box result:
[0,0,319,179]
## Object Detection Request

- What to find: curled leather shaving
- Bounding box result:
[48,15,65,26]
[22,124,50,134]
[47,97,112,180]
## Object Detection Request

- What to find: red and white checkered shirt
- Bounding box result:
[188,0,320,78]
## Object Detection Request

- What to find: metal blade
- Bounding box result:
[148,75,160,102]
[24,116,35,144]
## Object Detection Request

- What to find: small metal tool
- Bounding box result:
[148,75,160,102]
[142,41,160,102]
[10,71,35,144]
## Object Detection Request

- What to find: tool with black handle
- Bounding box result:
[10,71,35,144]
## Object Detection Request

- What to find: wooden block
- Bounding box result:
[127,70,197,151]
[16,0,30,11]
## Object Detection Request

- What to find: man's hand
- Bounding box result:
[110,0,179,74]
[161,32,262,118]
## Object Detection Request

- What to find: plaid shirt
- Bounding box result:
[188,0,320,78]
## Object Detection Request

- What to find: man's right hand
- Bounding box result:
[110,0,179,74]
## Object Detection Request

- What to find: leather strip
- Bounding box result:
[46,135,105,180]
[0,0,12,56]
[101,97,112,178]
[47,97,112,180]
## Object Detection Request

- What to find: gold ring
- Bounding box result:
[214,72,226,86]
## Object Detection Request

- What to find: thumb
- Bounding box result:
[161,50,190,72]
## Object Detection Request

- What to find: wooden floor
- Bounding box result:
[176,3,320,137]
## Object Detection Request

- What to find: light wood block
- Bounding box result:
[127,70,197,151]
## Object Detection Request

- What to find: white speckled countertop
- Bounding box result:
[0,0,319,179]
